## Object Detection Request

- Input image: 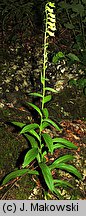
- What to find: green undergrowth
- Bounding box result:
[0,124,36,199]
[0,125,26,177]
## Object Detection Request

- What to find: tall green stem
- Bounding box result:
[42,6,48,111]
[39,2,56,162]
[39,5,47,161]
[39,5,49,161]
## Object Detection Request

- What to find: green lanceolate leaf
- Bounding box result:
[39,163,54,192]
[27,102,42,116]
[53,138,77,149]
[67,53,80,62]
[51,163,82,180]
[2,169,39,185]
[53,143,66,150]
[12,122,26,128]
[43,95,52,104]
[22,148,38,168]
[43,108,49,118]
[29,129,40,141]
[42,133,53,153]
[20,123,39,134]
[29,92,43,98]
[54,180,74,189]
[24,134,38,148]
[49,155,74,170]
[43,118,61,131]
[45,87,57,93]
